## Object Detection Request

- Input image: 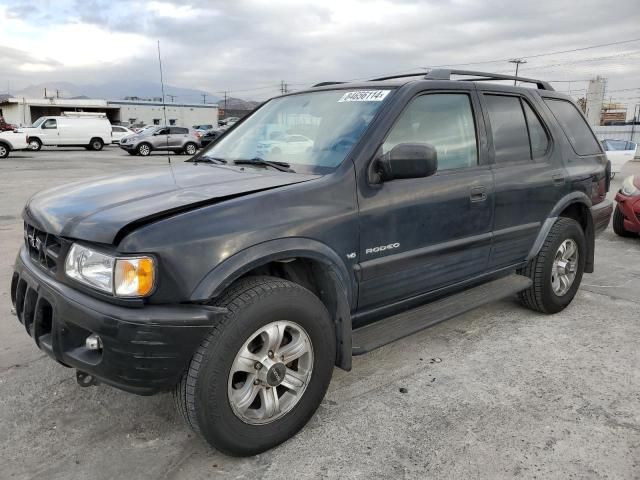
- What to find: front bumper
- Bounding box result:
[591,199,613,235]
[11,247,225,395]
[615,192,640,233]
[119,143,135,151]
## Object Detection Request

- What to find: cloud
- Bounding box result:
[0,0,639,102]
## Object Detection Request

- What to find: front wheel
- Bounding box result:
[518,217,586,314]
[28,138,42,151]
[137,143,151,156]
[613,205,635,237]
[174,276,336,456]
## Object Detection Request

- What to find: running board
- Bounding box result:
[352,274,532,355]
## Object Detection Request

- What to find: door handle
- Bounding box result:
[552,174,565,186]
[470,186,487,203]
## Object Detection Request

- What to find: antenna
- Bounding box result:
[157,40,171,164]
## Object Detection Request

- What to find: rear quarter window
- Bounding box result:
[544,98,601,156]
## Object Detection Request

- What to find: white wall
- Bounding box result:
[0,102,27,126]
[112,103,218,128]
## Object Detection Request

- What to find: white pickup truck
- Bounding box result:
[0,130,29,158]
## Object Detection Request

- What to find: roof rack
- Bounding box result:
[369,69,554,91]
[312,81,347,87]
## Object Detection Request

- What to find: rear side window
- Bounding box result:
[544,98,601,156]
[484,95,530,163]
[522,102,549,158]
[383,93,478,171]
[170,127,188,134]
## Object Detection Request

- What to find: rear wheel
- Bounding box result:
[613,205,635,237]
[518,217,586,314]
[183,142,197,155]
[28,138,42,151]
[174,276,335,456]
[0,143,9,158]
[137,143,151,156]
[89,138,104,151]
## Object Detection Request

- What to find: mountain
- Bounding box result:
[11,81,222,104]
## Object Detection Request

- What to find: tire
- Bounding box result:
[0,143,9,158]
[183,142,197,155]
[137,143,151,156]
[89,138,104,151]
[28,138,42,151]
[612,205,635,237]
[518,217,586,314]
[174,276,336,456]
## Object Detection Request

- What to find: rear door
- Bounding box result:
[169,127,188,147]
[356,89,495,310]
[478,89,566,269]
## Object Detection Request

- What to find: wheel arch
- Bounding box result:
[0,139,12,151]
[190,238,355,371]
[528,192,595,273]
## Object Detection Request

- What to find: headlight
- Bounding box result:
[65,244,155,297]
[621,176,640,196]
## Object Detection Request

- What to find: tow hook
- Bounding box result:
[76,370,99,387]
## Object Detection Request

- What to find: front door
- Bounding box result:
[40,118,58,145]
[356,91,494,311]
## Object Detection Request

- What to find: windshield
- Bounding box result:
[31,117,46,128]
[198,89,392,174]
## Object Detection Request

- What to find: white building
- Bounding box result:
[0,97,218,128]
[585,76,606,126]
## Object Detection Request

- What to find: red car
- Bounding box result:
[0,117,16,131]
[614,175,640,237]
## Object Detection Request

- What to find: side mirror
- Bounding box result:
[370,143,438,183]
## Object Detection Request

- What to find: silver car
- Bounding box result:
[119,126,201,156]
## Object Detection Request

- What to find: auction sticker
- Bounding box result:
[338,90,390,102]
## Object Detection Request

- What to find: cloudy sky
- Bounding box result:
[1,0,640,105]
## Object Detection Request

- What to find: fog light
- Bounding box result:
[85,334,102,350]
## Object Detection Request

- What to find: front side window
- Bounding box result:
[382,93,478,171]
[199,89,392,174]
[156,127,170,135]
[42,119,57,129]
[544,98,601,156]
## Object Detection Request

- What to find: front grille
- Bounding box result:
[23,222,62,274]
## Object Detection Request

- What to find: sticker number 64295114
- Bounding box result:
[338,90,390,102]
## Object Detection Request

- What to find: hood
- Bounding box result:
[24,163,319,244]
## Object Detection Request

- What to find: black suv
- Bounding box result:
[10,70,612,456]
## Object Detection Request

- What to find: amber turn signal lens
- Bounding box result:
[114,257,155,297]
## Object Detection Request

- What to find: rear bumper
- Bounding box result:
[11,247,225,395]
[591,199,613,235]
[615,192,640,233]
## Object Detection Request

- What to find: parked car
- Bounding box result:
[119,126,200,156]
[193,124,215,132]
[0,116,17,132]
[0,129,28,158]
[111,125,135,144]
[200,129,224,147]
[218,116,239,127]
[613,175,640,237]
[256,134,314,157]
[602,139,637,178]
[22,113,112,151]
[11,70,612,457]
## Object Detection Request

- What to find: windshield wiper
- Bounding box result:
[233,157,295,172]
[189,155,227,164]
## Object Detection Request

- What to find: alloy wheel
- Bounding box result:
[551,238,579,296]
[227,320,314,425]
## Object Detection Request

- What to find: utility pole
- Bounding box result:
[201,93,207,104]
[280,80,288,94]
[167,94,176,102]
[508,59,527,85]
[223,91,228,111]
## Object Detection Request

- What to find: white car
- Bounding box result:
[602,139,637,178]
[22,113,112,151]
[256,134,314,158]
[0,130,29,158]
[111,125,135,144]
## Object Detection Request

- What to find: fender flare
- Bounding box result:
[189,237,355,370]
[527,191,595,272]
